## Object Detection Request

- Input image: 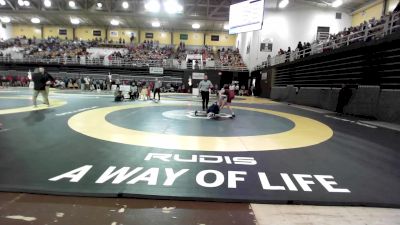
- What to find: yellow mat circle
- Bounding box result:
[0,96,66,115]
[68,104,333,152]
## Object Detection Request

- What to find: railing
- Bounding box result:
[0,55,248,72]
[255,11,400,70]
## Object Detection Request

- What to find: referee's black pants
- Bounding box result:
[153,88,161,101]
[201,91,210,111]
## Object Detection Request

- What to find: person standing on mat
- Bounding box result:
[42,67,54,97]
[198,75,213,111]
[32,68,49,107]
[153,78,162,101]
[219,84,235,117]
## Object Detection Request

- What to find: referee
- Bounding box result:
[198,75,213,111]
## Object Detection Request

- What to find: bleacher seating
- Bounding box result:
[0,37,248,71]
[217,48,246,68]
[270,31,400,89]
[260,11,400,69]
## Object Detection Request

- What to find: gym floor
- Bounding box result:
[0,88,399,224]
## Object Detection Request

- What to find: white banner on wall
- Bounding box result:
[125,31,136,38]
[192,72,205,80]
[110,31,119,37]
[150,67,164,74]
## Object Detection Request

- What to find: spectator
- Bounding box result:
[336,84,353,114]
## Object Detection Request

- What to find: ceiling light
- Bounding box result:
[18,0,24,6]
[223,24,229,30]
[96,2,102,8]
[278,0,288,8]
[0,16,11,23]
[44,0,51,7]
[0,0,6,6]
[31,17,40,24]
[23,0,30,6]
[164,0,183,14]
[110,19,119,26]
[332,0,343,8]
[152,21,160,27]
[122,1,128,9]
[192,23,200,29]
[68,0,75,8]
[144,0,160,13]
[70,18,80,25]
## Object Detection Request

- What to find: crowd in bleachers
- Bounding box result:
[0,36,96,59]
[173,42,215,64]
[272,6,400,65]
[124,43,173,61]
[218,48,246,67]
[0,37,166,62]
[323,11,399,49]
[0,34,251,71]
[0,37,210,62]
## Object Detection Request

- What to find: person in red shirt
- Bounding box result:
[6,75,12,87]
[146,85,151,100]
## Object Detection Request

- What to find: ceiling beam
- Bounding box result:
[5,0,16,10]
[76,0,85,10]
[38,0,45,11]
[208,0,228,17]
[57,0,64,11]
[29,0,40,10]
[0,8,227,20]
[104,0,111,12]
[207,0,209,16]
[185,3,229,8]
[185,0,203,16]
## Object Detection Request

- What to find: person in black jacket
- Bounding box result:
[336,84,353,114]
[32,68,50,107]
[41,67,54,97]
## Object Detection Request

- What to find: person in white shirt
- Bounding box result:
[229,83,235,91]
[235,84,239,95]
[130,83,138,100]
[198,75,213,111]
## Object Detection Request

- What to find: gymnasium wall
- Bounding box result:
[351,0,384,26]
[236,1,352,70]
[172,31,205,46]
[140,30,171,45]
[9,25,236,47]
[108,28,138,43]
[205,32,236,47]
[43,26,73,40]
[75,26,106,40]
[11,25,42,39]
